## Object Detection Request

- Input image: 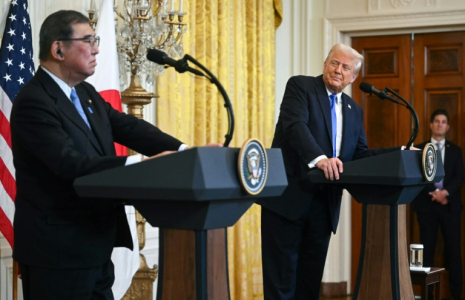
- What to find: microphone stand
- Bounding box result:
[177,54,235,147]
[383,87,419,149]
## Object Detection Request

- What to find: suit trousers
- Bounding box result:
[261,192,333,300]
[18,259,115,300]
[417,207,462,298]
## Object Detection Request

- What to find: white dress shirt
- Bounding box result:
[308,89,343,168]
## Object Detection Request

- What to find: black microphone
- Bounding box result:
[359,82,402,105]
[360,82,419,148]
[146,49,204,76]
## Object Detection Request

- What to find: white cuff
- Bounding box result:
[125,154,143,166]
[178,144,189,151]
[308,155,327,169]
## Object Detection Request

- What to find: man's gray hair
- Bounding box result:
[325,44,364,76]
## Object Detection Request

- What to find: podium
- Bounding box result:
[74,147,287,300]
[308,150,444,300]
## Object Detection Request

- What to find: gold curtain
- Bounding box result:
[157,1,282,299]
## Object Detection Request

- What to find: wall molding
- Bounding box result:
[324,9,465,56]
[329,9,465,25]
[325,10,465,41]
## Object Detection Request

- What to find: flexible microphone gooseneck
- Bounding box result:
[359,82,419,148]
[147,49,204,76]
[147,49,235,147]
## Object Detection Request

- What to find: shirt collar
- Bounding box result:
[40,66,73,100]
[325,87,342,104]
[431,137,445,148]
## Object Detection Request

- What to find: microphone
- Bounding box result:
[146,49,204,76]
[359,82,419,148]
[359,82,402,105]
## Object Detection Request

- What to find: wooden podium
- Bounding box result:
[74,147,288,300]
[308,150,444,300]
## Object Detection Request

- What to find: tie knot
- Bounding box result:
[329,94,337,108]
[70,89,79,102]
[436,142,442,151]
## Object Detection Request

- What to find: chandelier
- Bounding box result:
[88,0,188,88]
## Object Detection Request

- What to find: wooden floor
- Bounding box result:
[320,296,352,300]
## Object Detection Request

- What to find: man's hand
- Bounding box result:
[204,143,223,147]
[184,143,224,150]
[142,150,177,161]
[429,190,448,205]
[401,145,421,150]
[315,157,343,181]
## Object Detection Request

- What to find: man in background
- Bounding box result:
[412,109,464,300]
[258,44,400,299]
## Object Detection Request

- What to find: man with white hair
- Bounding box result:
[259,44,400,299]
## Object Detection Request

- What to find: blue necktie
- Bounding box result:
[329,94,337,158]
[70,89,90,129]
[435,142,444,190]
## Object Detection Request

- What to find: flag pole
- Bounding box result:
[13,260,18,300]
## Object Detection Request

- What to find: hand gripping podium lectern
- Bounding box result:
[308,150,444,300]
[74,147,287,300]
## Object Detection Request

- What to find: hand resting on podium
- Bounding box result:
[315,145,420,181]
[141,142,224,162]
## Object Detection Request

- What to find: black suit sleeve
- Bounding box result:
[278,76,326,164]
[12,89,128,182]
[445,146,464,199]
[97,93,183,156]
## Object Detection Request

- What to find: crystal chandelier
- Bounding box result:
[115,0,187,88]
[87,0,187,88]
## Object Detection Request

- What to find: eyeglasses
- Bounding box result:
[58,36,100,47]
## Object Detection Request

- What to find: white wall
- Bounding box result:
[275,0,325,123]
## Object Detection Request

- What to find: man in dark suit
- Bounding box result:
[258,44,401,299]
[11,10,219,300]
[412,109,464,300]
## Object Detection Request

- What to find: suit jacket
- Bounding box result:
[257,75,396,233]
[411,140,464,214]
[11,67,183,269]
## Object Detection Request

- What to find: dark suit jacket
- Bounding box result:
[258,75,396,233]
[11,67,182,269]
[412,140,464,213]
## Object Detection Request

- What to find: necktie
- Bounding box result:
[329,94,337,158]
[434,142,443,190]
[70,89,90,129]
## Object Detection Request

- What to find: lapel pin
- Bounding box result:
[87,99,92,104]
[348,104,351,109]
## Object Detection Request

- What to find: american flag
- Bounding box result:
[0,0,34,248]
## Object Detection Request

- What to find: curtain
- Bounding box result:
[157,1,282,299]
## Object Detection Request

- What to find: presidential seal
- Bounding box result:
[422,143,437,182]
[238,139,268,195]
